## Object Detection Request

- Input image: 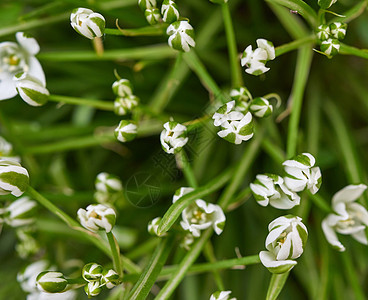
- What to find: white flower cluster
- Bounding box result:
[77,204,116,233]
[250,153,322,209]
[160,121,189,154]
[241,39,275,76]
[322,184,368,252]
[0,32,48,105]
[94,172,123,205]
[316,22,347,57]
[259,215,308,274]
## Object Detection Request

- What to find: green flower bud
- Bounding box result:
[95,172,123,194]
[318,0,337,9]
[329,22,347,40]
[85,281,102,297]
[148,217,162,236]
[14,72,49,106]
[145,8,161,25]
[112,79,133,97]
[114,120,138,142]
[167,20,195,52]
[114,95,139,116]
[101,269,120,289]
[70,8,105,39]
[320,38,340,57]
[316,24,330,42]
[230,87,251,112]
[0,159,29,197]
[36,271,68,293]
[82,263,103,282]
[161,0,179,24]
[249,97,273,118]
[138,0,156,11]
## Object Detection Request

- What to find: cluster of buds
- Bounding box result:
[0,196,37,227]
[0,136,20,162]
[241,39,275,76]
[77,204,116,233]
[318,0,337,9]
[0,32,47,104]
[160,121,189,154]
[173,187,226,238]
[250,153,322,209]
[210,290,236,300]
[316,22,347,58]
[212,100,254,144]
[259,215,308,274]
[113,79,139,116]
[322,184,368,251]
[82,263,120,297]
[0,159,29,197]
[70,8,105,39]
[94,172,123,205]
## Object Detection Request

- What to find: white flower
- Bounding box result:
[112,79,133,97]
[173,187,226,237]
[322,184,368,252]
[0,32,45,100]
[241,45,269,75]
[256,38,275,61]
[3,196,37,227]
[260,215,308,273]
[114,95,139,116]
[161,0,179,24]
[250,174,300,209]
[36,271,68,293]
[210,290,236,300]
[114,120,138,142]
[283,153,322,194]
[0,159,29,197]
[212,101,244,127]
[77,204,116,233]
[70,8,105,39]
[329,22,347,40]
[0,136,20,162]
[14,72,49,106]
[160,121,188,154]
[320,38,340,57]
[249,97,273,118]
[167,20,195,52]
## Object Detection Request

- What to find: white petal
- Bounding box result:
[332,184,367,205]
[259,251,297,274]
[0,76,18,100]
[351,230,368,245]
[28,57,46,86]
[321,217,345,251]
[16,32,40,55]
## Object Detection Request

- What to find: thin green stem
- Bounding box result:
[331,1,367,23]
[105,24,167,36]
[221,3,243,87]
[177,150,198,188]
[107,231,123,277]
[275,36,315,57]
[308,192,333,213]
[266,272,290,300]
[203,242,225,290]
[341,252,365,300]
[49,95,114,111]
[339,43,368,60]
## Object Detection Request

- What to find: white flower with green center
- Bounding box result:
[114,95,139,116]
[167,20,195,52]
[138,0,156,11]
[0,159,29,197]
[173,187,226,237]
[316,24,330,42]
[112,79,133,97]
[70,8,105,39]
[114,120,138,142]
[210,290,236,300]
[318,0,337,9]
[36,271,68,293]
[229,87,251,112]
[322,184,368,252]
[161,0,179,24]
[259,215,308,274]
[249,97,273,118]
[148,217,163,236]
[241,45,269,75]
[250,174,300,209]
[85,281,102,297]
[320,38,340,57]
[160,121,188,154]
[0,136,20,162]
[329,22,347,40]
[213,101,244,127]
[283,153,322,194]
[145,8,161,25]
[82,263,103,282]
[2,196,37,227]
[101,269,120,289]
[14,72,49,106]
[77,204,116,233]
[0,32,45,101]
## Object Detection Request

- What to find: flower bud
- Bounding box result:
[145,8,161,25]
[114,120,138,142]
[229,87,251,112]
[4,196,37,227]
[95,172,123,194]
[36,271,68,293]
[85,281,102,297]
[148,217,162,236]
[112,79,133,97]
[316,24,330,42]
[14,72,49,106]
[160,121,188,154]
[82,263,103,282]
[329,22,347,40]
[114,95,139,116]
[318,0,337,9]
[138,0,156,11]
[0,159,29,197]
[161,0,180,24]
[77,204,116,233]
[101,269,120,289]
[167,20,195,52]
[210,290,236,300]
[320,38,340,57]
[70,8,105,39]
[249,97,272,118]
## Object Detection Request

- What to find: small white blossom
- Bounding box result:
[14,72,49,106]
[70,8,105,39]
[161,0,180,24]
[160,121,188,154]
[249,97,273,118]
[256,38,276,61]
[36,271,68,293]
[210,290,236,300]
[77,204,116,233]
[260,215,308,274]
[115,120,138,142]
[0,32,45,100]
[0,159,29,197]
[167,20,195,52]
[322,184,368,252]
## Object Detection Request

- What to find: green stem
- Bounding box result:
[339,43,368,60]
[221,3,243,87]
[340,252,365,300]
[177,150,198,188]
[48,95,114,111]
[286,46,313,158]
[331,1,367,23]
[105,24,167,36]
[266,272,290,300]
[203,242,225,290]
[275,36,315,57]
[107,231,123,277]
[308,192,333,213]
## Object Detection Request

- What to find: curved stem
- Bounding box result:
[107,231,123,277]
[48,95,114,111]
